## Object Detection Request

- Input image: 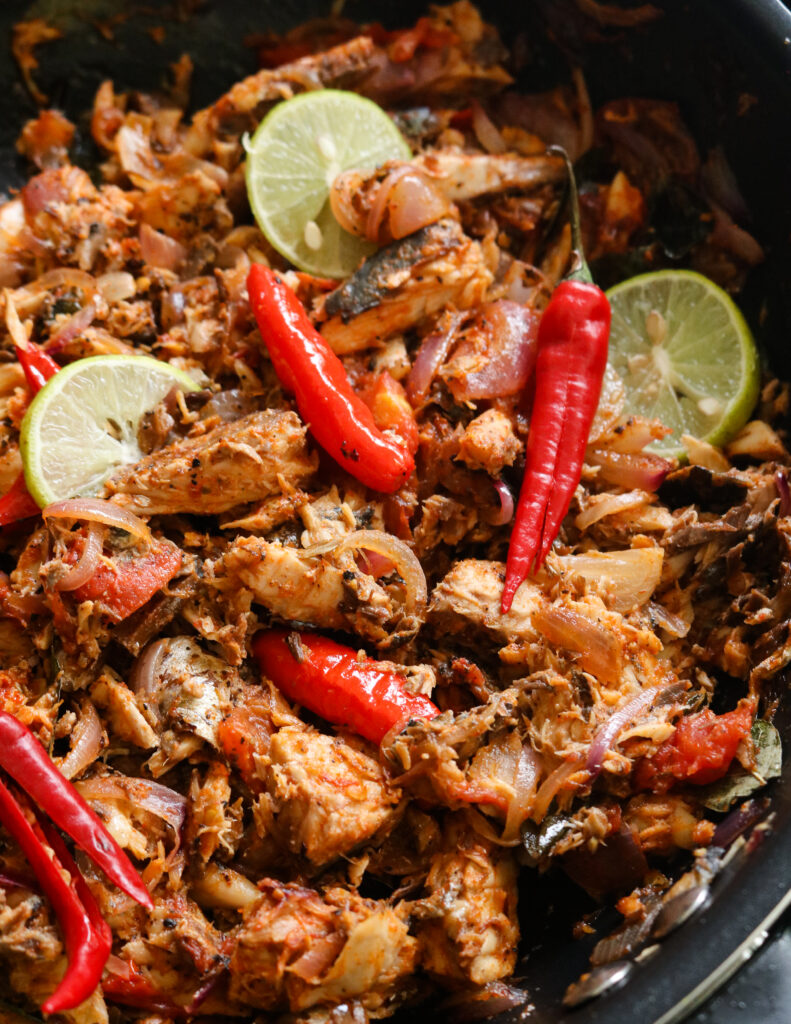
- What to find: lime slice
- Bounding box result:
[244,89,411,278]
[20,355,200,506]
[606,269,760,457]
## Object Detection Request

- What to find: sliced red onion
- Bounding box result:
[139,223,186,271]
[775,470,791,517]
[60,700,104,779]
[185,969,226,1015]
[712,797,769,849]
[129,638,170,718]
[491,478,515,526]
[365,164,413,242]
[533,604,623,684]
[471,100,507,154]
[56,523,104,592]
[45,300,97,354]
[96,271,136,304]
[648,601,690,638]
[335,530,427,613]
[405,311,465,404]
[586,686,668,780]
[532,755,583,824]
[502,741,542,841]
[43,498,152,544]
[385,170,451,240]
[445,301,539,401]
[587,449,673,492]
[12,268,97,317]
[77,775,186,832]
[563,825,648,902]
[0,870,37,892]
[575,489,647,531]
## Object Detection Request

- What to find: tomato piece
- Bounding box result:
[358,371,419,456]
[217,690,276,787]
[72,541,182,622]
[635,700,754,793]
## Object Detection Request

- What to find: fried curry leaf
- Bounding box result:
[521,813,574,865]
[699,720,782,813]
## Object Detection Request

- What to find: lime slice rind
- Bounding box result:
[605,269,759,458]
[20,355,200,507]
[245,89,411,279]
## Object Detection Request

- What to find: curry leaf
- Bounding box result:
[699,720,782,813]
[521,813,574,865]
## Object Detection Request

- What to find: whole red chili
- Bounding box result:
[0,779,111,1014]
[247,264,415,493]
[0,710,153,908]
[501,150,611,613]
[253,629,439,744]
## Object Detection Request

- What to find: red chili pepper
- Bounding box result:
[0,710,153,909]
[247,264,415,493]
[15,339,60,393]
[0,779,111,1013]
[502,151,611,613]
[0,472,41,526]
[253,629,439,744]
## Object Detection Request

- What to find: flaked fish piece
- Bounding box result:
[187,36,378,149]
[218,536,423,646]
[229,880,418,1012]
[107,410,316,516]
[130,636,238,777]
[330,150,565,243]
[429,558,542,645]
[315,219,493,354]
[416,815,519,985]
[264,726,401,865]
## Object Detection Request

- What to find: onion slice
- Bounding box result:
[586,686,668,780]
[587,449,673,492]
[45,300,97,354]
[533,603,623,684]
[490,479,515,526]
[97,272,136,304]
[60,700,104,779]
[575,489,648,531]
[555,548,664,613]
[77,775,186,832]
[532,755,583,824]
[471,100,507,154]
[44,498,152,544]
[139,223,186,271]
[335,530,427,614]
[129,638,170,719]
[56,522,105,592]
[406,311,465,404]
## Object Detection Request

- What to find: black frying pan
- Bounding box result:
[2,1,791,1021]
